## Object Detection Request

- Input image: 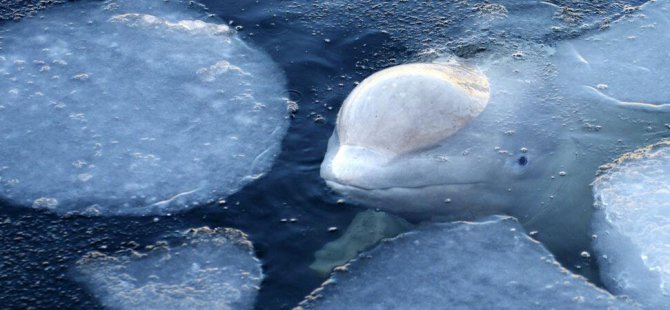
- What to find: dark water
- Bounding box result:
[0,0,651,309]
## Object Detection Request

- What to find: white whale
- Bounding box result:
[320,0,670,263]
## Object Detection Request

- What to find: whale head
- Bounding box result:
[321,61,558,221]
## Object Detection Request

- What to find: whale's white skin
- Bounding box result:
[336,63,490,156]
[321,0,670,259]
[322,58,583,255]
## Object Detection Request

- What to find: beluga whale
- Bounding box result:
[316,0,670,277]
[322,61,500,220]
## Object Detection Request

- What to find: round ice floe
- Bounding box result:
[74,227,262,310]
[592,139,670,308]
[0,0,288,215]
[299,216,631,310]
[337,61,489,155]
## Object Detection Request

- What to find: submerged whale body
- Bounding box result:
[0,0,288,215]
[321,0,670,259]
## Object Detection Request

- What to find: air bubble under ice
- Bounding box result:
[300,217,631,310]
[73,227,262,310]
[0,0,288,215]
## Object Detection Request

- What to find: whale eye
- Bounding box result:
[518,156,528,166]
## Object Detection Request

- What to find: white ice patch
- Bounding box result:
[299,217,631,309]
[592,139,670,308]
[0,0,288,215]
[73,227,262,310]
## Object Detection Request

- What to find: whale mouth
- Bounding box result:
[321,144,486,192]
[324,179,488,218]
[324,179,483,192]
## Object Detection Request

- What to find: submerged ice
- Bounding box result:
[0,0,288,215]
[592,139,670,308]
[299,217,630,309]
[73,227,262,310]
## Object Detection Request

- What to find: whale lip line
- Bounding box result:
[324,179,483,192]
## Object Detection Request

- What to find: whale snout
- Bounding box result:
[320,144,392,191]
[320,142,499,218]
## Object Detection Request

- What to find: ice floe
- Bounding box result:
[73,227,262,310]
[593,139,670,308]
[0,0,288,215]
[299,216,631,309]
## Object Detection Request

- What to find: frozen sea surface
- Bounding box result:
[73,226,262,310]
[593,139,670,308]
[297,0,650,59]
[0,0,288,215]
[300,217,631,310]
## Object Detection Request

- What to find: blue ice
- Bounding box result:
[593,139,670,308]
[300,217,632,309]
[0,0,288,215]
[73,227,262,310]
